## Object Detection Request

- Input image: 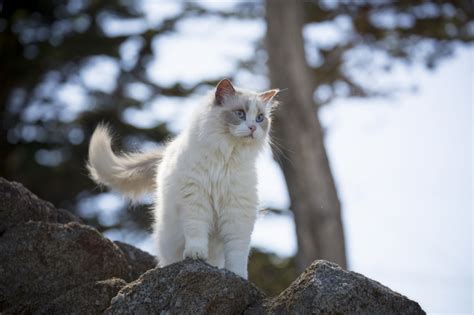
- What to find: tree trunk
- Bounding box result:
[265,0,347,270]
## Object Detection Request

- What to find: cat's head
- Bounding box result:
[212,79,279,144]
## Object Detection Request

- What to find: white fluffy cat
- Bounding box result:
[87,79,279,279]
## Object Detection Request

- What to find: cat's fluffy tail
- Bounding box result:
[87,125,162,201]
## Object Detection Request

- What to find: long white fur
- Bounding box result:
[87,125,162,200]
[87,82,278,279]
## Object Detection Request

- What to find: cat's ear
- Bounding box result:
[258,89,280,105]
[215,79,236,106]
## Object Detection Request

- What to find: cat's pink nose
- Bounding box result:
[248,125,256,133]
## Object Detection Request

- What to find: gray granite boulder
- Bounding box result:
[105,259,265,315]
[0,177,80,233]
[0,221,131,313]
[36,278,127,314]
[246,260,425,315]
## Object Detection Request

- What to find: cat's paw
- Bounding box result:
[183,246,208,260]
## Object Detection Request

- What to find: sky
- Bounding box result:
[75,4,473,313]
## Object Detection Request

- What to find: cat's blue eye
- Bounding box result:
[234,110,246,120]
[256,113,264,123]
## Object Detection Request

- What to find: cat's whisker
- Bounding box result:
[267,135,293,167]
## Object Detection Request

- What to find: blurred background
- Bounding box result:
[0,0,472,313]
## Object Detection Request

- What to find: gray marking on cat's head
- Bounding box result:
[221,110,242,126]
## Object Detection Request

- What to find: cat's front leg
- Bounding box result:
[224,236,251,279]
[220,210,256,279]
[181,205,211,261]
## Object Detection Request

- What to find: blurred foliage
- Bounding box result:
[0,0,472,293]
[303,0,474,105]
[0,0,225,231]
[249,248,298,297]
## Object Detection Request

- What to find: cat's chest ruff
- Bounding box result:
[206,153,240,188]
[202,149,251,208]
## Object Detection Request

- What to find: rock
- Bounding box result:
[0,221,130,312]
[35,278,127,315]
[115,241,157,280]
[246,260,425,315]
[105,259,265,315]
[0,177,80,233]
[0,177,426,314]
